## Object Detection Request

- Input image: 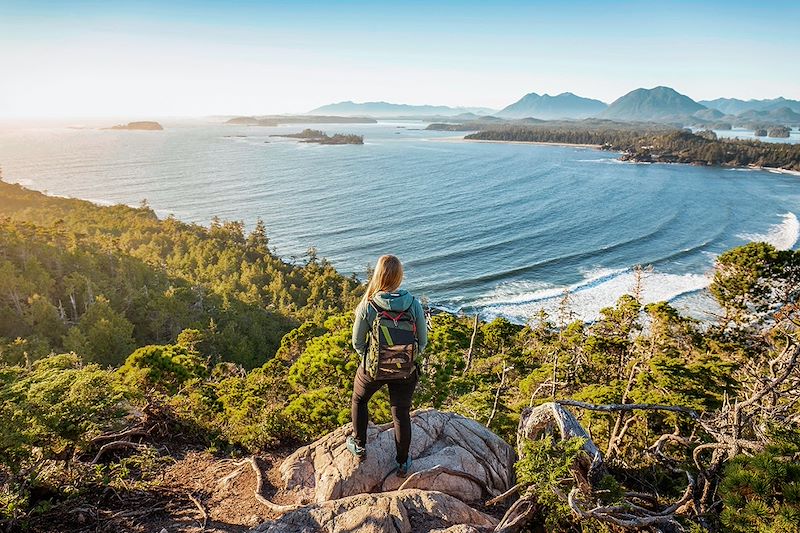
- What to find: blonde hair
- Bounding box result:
[361,255,404,306]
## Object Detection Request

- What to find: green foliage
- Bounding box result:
[515,436,591,530]
[711,242,800,326]
[719,444,800,532]
[0,353,127,518]
[0,181,361,369]
[0,354,127,472]
[70,296,136,366]
[118,343,208,394]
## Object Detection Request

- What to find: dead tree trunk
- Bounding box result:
[464,313,479,373]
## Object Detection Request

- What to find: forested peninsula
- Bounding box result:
[1,176,799,532]
[428,121,800,172]
[465,127,800,171]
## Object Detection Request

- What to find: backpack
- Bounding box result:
[364,297,418,380]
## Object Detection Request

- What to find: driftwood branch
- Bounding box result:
[486,482,521,506]
[567,488,683,529]
[216,465,245,488]
[91,441,147,464]
[90,426,149,444]
[494,495,540,533]
[556,399,700,419]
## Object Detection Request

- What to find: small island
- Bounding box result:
[104,121,163,131]
[226,116,263,126]
[768,126,791,138]
[753,128,768,137]
[271,128,363,145]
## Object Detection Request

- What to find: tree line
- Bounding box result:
[464,126,800,171]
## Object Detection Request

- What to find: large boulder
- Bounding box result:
[250,488,497,533]
[280,409,515,504]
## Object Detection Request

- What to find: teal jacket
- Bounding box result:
[352,289,428,357]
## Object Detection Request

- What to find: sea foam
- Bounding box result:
[477,212,799,323]
[738,212,799,250]
[475,267,710,323]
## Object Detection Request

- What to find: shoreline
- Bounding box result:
[432,135,799,174]
[759,166,800,176]
[432,135,602,149]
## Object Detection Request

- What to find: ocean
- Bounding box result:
[1,120,798,322]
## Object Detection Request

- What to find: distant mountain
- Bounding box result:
[700,97,800,115]
[225,115,377,126]
[308,101,496,117]
[496,92,607,119]
[692,108,725,121]
[735,107,800,125]
[598,86,706,122]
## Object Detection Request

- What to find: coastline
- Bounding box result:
[760,166,800,176]
[432,135,602,149]
[433,135,800,174]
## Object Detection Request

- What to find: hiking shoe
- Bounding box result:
[395,457,413,477]
[346,436,366,460]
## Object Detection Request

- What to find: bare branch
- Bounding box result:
[464,313,479,373]
[91,441,148,464]
[187,492,208,530]
[487,365,513,428]
[486,483,522,506]
[556,399,700,419]
[90,426,149,444]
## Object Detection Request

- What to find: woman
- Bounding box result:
[348,254,427,476]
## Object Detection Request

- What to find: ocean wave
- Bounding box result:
[575,157,622,164]
[422,211,682,293]
[473,267,710,323]
[738,212,799,250]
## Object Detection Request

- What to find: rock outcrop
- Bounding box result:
[253,409,515,533]
[251,489,497,533]
[280,409,515,504]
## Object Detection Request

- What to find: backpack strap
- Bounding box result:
[368,296,415,321]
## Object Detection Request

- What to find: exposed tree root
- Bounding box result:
[246,456,302,514]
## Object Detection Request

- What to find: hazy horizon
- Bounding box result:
[2,0,799,119]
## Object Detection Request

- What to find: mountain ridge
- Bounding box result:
[497,91,607,119]
[308,100,496,117]
[598,86,706,122]
[700,96,800,115]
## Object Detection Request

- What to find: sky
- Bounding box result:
[1,0,799,118]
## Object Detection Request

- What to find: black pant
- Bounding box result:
[351,363,418,463]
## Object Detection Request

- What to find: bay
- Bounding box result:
[1,120,798,322]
